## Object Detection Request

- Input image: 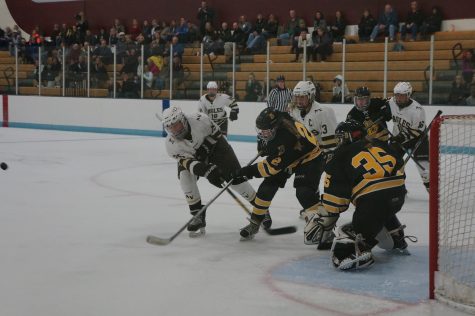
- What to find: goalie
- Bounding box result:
[304,120,414,270]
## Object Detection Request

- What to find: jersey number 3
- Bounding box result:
[351,147,396,178]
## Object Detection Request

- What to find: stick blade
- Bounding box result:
[264,226,297,235]
[146,235,171,246]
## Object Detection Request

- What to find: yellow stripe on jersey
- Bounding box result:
[286,147,322,171]
[324,193,351,206]
[351,176,405,203]
[320,135,338,150]
[257,159,280,177]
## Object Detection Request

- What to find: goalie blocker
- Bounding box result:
[304,119,414,270]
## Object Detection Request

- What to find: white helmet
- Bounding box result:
[293,81,316,110]
[393,82,413,108]
[207,81,218,89]
[161,106,189,139]
[394,81,413,96]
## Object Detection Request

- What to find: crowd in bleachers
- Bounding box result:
[0,0,474,103]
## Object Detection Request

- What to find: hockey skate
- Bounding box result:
[262,211,272,229]
[389,225,418,255]
[187,210,206,237]
[240,214,262,241]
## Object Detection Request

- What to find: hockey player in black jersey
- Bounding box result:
[232,107,324,240]
[304,120,414,270]
[346,86,392,141]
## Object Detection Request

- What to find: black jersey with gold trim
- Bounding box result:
[347,98,391,141]
[322,139,405,213]
[250,114,322,178]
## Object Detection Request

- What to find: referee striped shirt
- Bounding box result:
[267,87,293,112]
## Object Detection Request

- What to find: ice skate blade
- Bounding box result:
[387,248,411,255]
[240,234,256,241]
[189,228,206,238]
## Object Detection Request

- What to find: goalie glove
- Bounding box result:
[304,208,339,249]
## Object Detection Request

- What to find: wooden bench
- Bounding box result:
[19,86,109,97]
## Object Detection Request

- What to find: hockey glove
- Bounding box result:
[257,140,268,157]
[231,165,255,183]
[229,109,239,121]
[195,139,216,161]
[205,164,227,188]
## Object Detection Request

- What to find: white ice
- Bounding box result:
[0,128,470,316]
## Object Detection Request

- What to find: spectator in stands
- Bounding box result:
[358,9,377,42]
[202,22,222,57]
[253,13,267,35]
[109,28,119,45]
[330,11,347,42]
[313,11,327,31]
[129,18,141,40]
[267,75,293,112]
[121,48,139,75]
[92,39,113,65]
[219,22,234,62]
[91,56,109,89]
[41,57,60,87]
[141,20,151,43]
[84,30,98,47]
[264,14,279,38]
[160,22,172,43]
[75,11,88,42]
[291,19,307,55]
[67,43,82,64]
[244,72,263,101]
[293,29,313,62]
[50,24,61,46]
[119,72,139,98]
[246,28,266,54]
[370,4,398,42]
[332,74,351,103]
[164,36,184,61]
[69,55,87,82]
[187,21,200,43]
[461,50,474,85]
[278,9,303,46]
[238,15,253,38]
[32,59,44,87]
[176,18,189,43]
[231,21,246,48]
[113,18,126,34]
[140,64,154,89]
[311,27,333,62]
[400,1,424,41]
[115,32,127,62]
[420,6,442,40]
[97,28,109,44]
[167,20,178,42]
[448,75,470,105]
[197,1,215,36]
[465,84,475,105]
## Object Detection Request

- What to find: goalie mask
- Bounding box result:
[292,81,316,112]
[393,81,413,108]
[335,119,366,148]
[255,108,281,143]
[162,106,189,139]
[207,81,218,98]
[354,86,371,112]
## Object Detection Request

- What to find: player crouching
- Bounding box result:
[304,120,415,270]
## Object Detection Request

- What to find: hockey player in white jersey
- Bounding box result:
[289,80,338,223]
[161,106,267,237]
[388,82,429,191]
[198,81,239,136]
[289,81,338,155]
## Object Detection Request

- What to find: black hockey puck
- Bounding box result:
[1,162,8,170]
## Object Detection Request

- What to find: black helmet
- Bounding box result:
[256,108,281,142]
[354,86,371,111]
[335,119,366,147]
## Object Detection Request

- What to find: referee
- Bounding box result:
[267,75,293,112]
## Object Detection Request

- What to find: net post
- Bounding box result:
[429,115,443,299]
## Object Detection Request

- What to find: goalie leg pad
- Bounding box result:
[304,208,339,247]
[331,224,374,271]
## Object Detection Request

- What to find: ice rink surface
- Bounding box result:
[0,128,470,316]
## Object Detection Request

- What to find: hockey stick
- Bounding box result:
[225,188,297,235]
[146,152,261,246]
[401,110,442,169]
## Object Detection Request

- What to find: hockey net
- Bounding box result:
[429,114,475,313]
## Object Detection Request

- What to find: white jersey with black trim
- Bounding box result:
[198,93,238,125]
[290,101,338,152]
[388,97,426,138]
[165,113,220,161]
